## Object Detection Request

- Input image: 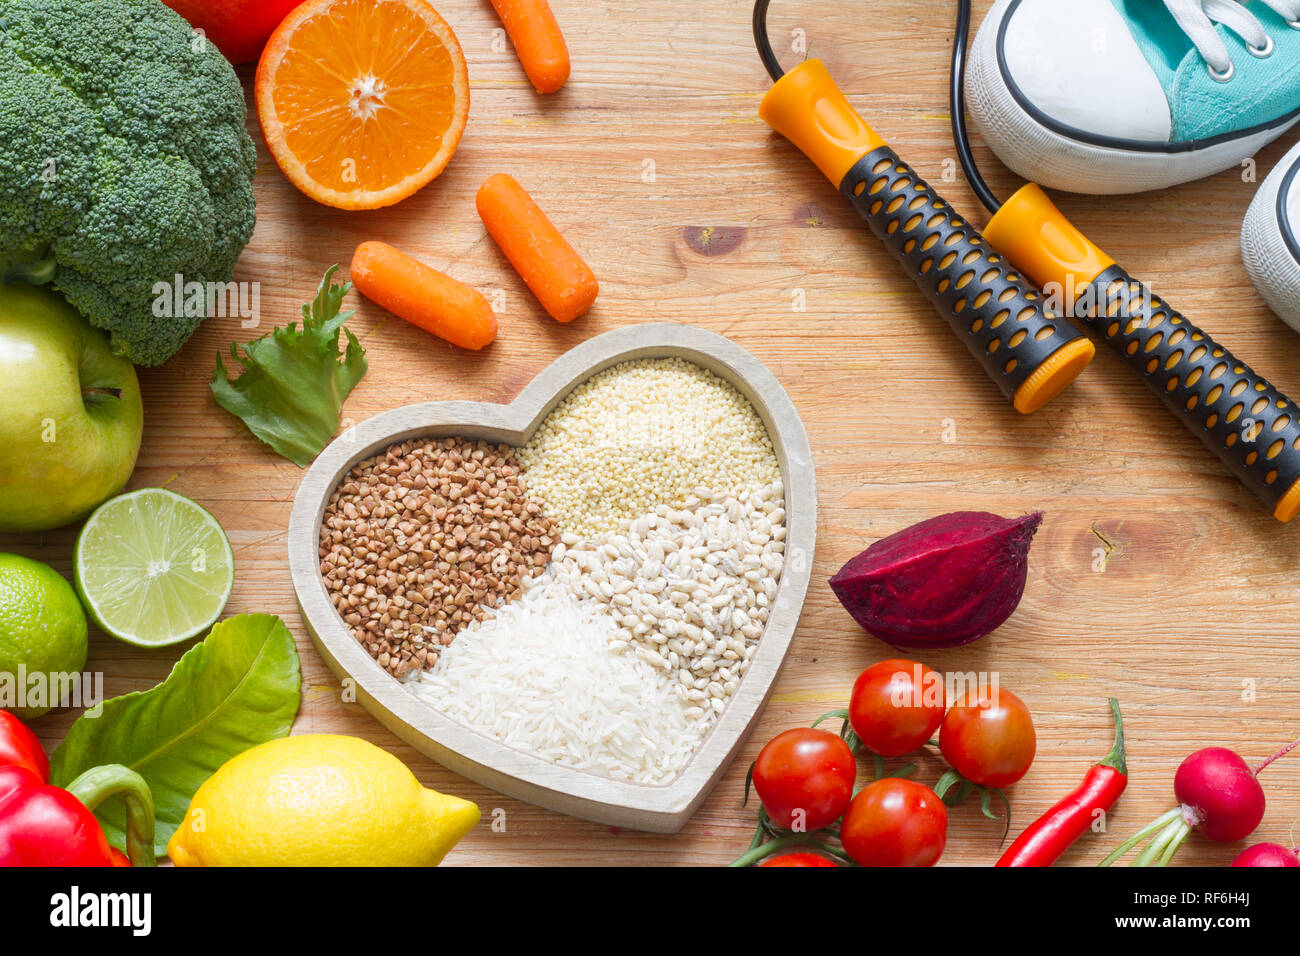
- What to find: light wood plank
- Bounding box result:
[7,0,1299,866]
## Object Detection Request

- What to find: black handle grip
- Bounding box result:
[840,146,1092,408]
[1078,265,1300,518]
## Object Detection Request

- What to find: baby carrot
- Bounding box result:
[350,241,497,350]
[488,0,570,94]
[475,173,598,324]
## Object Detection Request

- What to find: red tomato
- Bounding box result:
[758,852,838,867]
[752,728,856,831]
[849,658,946,757]
[839,778,947,867]
[164,0,302,64]
[939,687,1036,788]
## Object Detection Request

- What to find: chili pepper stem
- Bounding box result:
[1101,697,1127,775]
[1099,807,1181,866]
[64,764,157,868]
[728,832,856,867]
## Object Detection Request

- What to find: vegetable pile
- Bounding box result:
[0,0,257,365]
[731,657,1040,867]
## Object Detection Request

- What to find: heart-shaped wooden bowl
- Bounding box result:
[288,323,816,832]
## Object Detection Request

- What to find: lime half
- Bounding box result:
[74,489,234,647]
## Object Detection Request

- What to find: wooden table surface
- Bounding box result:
[11,0,1300,866]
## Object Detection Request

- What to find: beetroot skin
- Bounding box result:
[829,511,1042,649]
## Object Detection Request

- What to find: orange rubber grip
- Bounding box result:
[759,60,1091,414]
[759,59,886,187]
[986,185,1300,521]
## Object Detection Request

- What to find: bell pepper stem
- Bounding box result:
[64,764,157,868]
[1099,698,1127,775]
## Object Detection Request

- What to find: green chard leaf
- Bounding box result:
[211,265,367,466]
[50,614,302,858]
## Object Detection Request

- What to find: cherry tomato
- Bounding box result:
[849,658,946,757]
[758,852,838,867]
[839,778,947,867]
[939,687,1036,788]
[752,728,856,831]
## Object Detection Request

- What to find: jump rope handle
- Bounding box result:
[759,60,1095,413]
[986,184,1300,522]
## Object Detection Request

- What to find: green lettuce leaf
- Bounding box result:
[50,614,302,857]
[210,265,367,466]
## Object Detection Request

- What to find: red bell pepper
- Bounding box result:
[996,698,1127,867]
[0,710,155,867]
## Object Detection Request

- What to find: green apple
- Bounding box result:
[0,283,143,532]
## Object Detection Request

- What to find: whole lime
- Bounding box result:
[0,553,89,718]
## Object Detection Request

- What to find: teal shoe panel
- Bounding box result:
[1108,0,1300,142]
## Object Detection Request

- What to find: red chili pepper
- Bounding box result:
[996,698,1127,867]
[0,709,156,868]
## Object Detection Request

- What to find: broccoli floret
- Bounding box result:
[0,0,257,365]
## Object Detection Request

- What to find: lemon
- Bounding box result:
[0,553,88,718]
[167,734,480,867]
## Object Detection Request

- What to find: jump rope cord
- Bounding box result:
[752,0,1005,214]
[752,0,786,81]
[950,0,1003,214]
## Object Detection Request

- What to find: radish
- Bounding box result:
[1101,737,1299,866]
[1233,843,1300,867]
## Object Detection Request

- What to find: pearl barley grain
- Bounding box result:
[518,358,781,538]
[549,480,785,729]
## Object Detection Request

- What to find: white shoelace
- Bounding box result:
[1165,0,1300,77]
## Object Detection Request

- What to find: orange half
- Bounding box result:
[256,0,470,211]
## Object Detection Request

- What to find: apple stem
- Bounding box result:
[81,386,122,401]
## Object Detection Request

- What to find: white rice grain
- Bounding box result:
[407,578,709,785]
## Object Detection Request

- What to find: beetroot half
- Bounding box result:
[829,511,1042,649]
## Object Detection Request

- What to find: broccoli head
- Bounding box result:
[0,0,257,365]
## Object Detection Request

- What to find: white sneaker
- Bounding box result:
[967,0,1300,194]
[1242,139,1300,331]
